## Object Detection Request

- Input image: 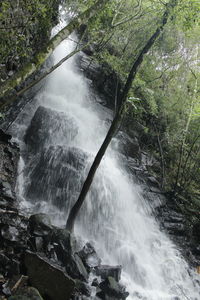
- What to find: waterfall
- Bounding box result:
[11,7,200,300]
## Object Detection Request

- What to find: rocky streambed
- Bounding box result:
[0,130,129,300]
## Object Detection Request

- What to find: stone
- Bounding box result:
[0,130,12,143]
[0,273,5,283]
[79,55,122,110]
[24,251,75,300]
[24,146,88,209]
[54,244,89,282]
[0,253,10,266]
[192,221,200,240]
[91,278,99,287]
[24,106,78,153]
[48,229,88,281]
[78,242,101,269]
[8,287,44,300]
[2,281,11,296]
[115,131,140,158]
[147,176,159,188]
[97,277,129,300]
[72,253,89,281]
[1,225,20,242]
[34,237,44,252]
[162,222,185,236]
[75,280,92,297]
[28,214,52,237]
[0,129,19,195]
[95,265,122,282]
[9,259,20,276]
[50,228,80,255]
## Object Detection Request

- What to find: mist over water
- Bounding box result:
[12,7,200,300]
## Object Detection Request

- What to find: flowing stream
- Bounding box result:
[10,7,200,300]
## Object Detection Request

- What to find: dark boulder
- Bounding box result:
[24,251,75,300]
[147,176,160,188]
[79,55,122,110]
[163,222,186,236]
[1,225,20,243]
[24,106,78,153]
[0,211,28,249]
[50,228,80,255]
[192,221,200,241]
[0,129,12,143]
[95,265,122,282]
[0,129,19,201]
[78,242,101,270]
[47,228,88,281]
[74,279,92,297]
[97,277,129,300]
[24,146,88,209]
[28,214,53,237]
[114,131,140,158]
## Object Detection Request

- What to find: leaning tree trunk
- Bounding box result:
[66,0,179,232]
[0,0,108,103]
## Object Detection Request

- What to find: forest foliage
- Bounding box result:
[0,0,58,80]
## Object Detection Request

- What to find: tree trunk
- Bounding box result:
[66,0,179,232]
[0,0,108,102]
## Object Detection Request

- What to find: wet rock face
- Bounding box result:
[0,129,19,206]
[78,242,101,270]
[0,130,27,284]
[28,214,53,237]
[22,105,89,209]
[25,145,88,209]
[24,106,78,153]
[24,252,75,300]
[97,276,129,300]
[113,131,140,159]
[0,210,29,278]
[78,54,122,110]
[95,265,122,283]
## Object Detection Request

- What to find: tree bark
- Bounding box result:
[0,0,108,102]
[66,0,179,232]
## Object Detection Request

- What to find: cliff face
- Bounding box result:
[0,130,19,210]
[0,0,60,83]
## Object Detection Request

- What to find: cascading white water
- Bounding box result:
[12,7,200,300]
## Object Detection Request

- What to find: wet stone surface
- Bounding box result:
[24,106,78,154]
